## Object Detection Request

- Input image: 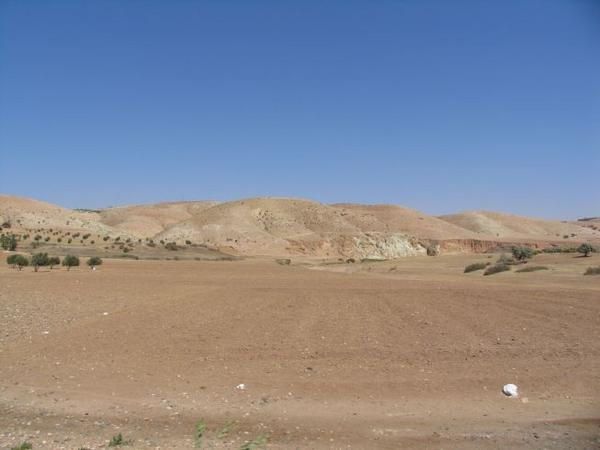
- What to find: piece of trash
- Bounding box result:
[235,384,246,390]
[502,384,519,397]
[42,331,49,335]
[102,312,109,316]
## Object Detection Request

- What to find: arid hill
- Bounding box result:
[438,210,599,241]
[1,195,599,258]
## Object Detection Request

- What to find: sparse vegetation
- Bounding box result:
[0,233,17,250]
[87,256,103,269]
[496,254,517,265]
[276,258,291,265]
[515,265,549,273]
[165,242,179,251]
[577,243,594,257]
[11,442,32,450]
[108,433,132,447]
[484,263,511,276]
[7,254,29,270]
[194,420,206,448]
[240,434,268,450]
[31,252,50,272]
[464,262,489,273]
[511,246,534,261]
[48,256,61,269]
[62,255,80,270]
[584,266,600,276]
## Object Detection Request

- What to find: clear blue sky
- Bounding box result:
[1,1,598,219]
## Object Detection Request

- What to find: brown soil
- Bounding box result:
[1,253,599,449]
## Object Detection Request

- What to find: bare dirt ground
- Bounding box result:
[1,254,599,449]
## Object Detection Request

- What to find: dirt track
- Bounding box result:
[1,255,599,449]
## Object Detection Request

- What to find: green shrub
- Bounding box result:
[484,263,511,276]
[515,265,549,273]
[12,255,29,270]
[108,433,131,447]
[194,420,206,448]
[511,246,534,261]
[165,242,179,251]
[0,234,17,250]
[31,252,50,272]
[577,243,594,257]
[185,240,192,245]
[48,256,60,269]
[11,442,32,450]
[7,254,18,267]
[62,255,80,270]
[584,266,600,275]
[464,262,489,273]
[275,258,291,265]
[87,256,103,268]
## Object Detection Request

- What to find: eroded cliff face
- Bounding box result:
[433,239,553,254]
[284,233,426,259]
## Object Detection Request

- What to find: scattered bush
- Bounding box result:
[48,256,60,269]
[464,262,489,273]
[426,244,440,256]
[11,442,32,450]
[511,246,534,261]
[584,266,600,276]
[108,433,132,447]
[515,266,549,273]
[6,255,29,270]
[346,258,356,264]
[577,243,594,257]
[87,256,103,268]
[165,242,179,251]
[484,263,511,276]
[1,220,11,228]
[194,419,206,448]
[67,238,72,244]
[31,252,50,272]
[0,234,17,250]
[62,255,80,270]
[276,258,291,265]
[497,254,518,265]
[185,240,192,245]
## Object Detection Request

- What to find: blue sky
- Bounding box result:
[1,0,598,219]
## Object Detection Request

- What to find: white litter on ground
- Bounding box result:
[236,384,246,390]
[502,384,519,397]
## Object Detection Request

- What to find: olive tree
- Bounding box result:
[62,255,80,271]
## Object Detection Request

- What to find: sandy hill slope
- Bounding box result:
[331,203,481,240]
[3,194,599,257]
[0,195,116,235]
[154,197,373,257]
[99,201,219,238]
[438,211,599,242]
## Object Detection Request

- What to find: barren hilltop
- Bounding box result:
[1,194,598,259]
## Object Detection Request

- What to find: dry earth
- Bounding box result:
[1,253,599,449]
